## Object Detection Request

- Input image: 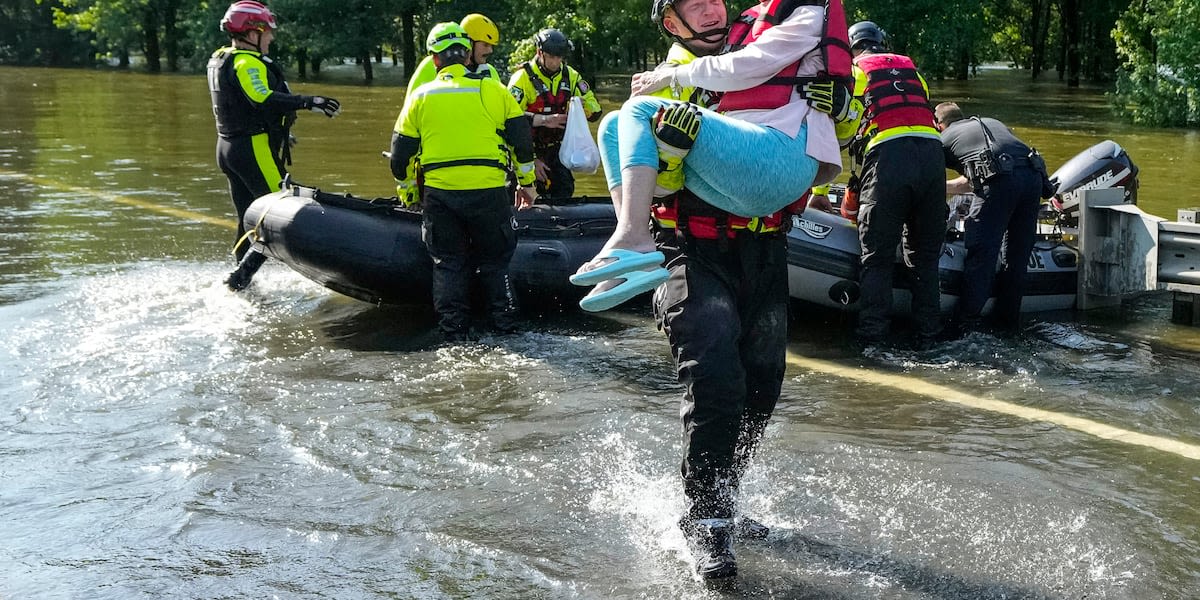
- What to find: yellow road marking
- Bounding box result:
[787,352,1200,461]
[0,170,236,230]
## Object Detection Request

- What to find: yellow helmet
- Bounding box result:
[460,13,500,45]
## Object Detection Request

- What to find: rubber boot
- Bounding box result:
[679,517,737,579]
[224,248,267,291]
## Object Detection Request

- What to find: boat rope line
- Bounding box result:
[0,169,236,230]
[232,196,278,256]
[786,352,1200,461]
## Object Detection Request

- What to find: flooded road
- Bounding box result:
[2,66,1200,598]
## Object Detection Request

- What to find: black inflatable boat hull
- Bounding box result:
[242,186,615,306]
[245,186,1079,314]
[785,209,1079,314]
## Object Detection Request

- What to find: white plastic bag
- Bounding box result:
[558,96,600,174]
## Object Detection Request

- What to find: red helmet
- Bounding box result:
[221,1,277,34]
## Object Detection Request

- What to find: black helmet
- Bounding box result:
[534,28,572,56]
[651,0,676,23]
[849,21,886,51]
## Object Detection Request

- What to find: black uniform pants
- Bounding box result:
[958,166,1044,331]
[216,134,285,261]
[421,186,518,336]
[652,228,789,521]
[856,137,947,341]
[535,145,575,200]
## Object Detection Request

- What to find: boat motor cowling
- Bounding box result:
[1048,139,1139,225]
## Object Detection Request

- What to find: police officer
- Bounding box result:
[935,102,1047,335]
[845,21,945,348]
[390,23,537,342]
[507,28,602,199]
[208,0,341,291]
[405,13,501,98]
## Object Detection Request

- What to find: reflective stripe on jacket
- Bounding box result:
[396,64,526,190]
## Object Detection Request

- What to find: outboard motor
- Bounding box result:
[1048,140,1139,226]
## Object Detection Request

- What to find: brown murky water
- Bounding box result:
[2,65,1199,598]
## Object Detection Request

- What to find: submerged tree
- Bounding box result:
[1112,0,1200,126]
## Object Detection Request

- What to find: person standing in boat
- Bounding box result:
[208,0,341,291]
[390,23,538,342]
[843,21,945,348]
[584,0,847,580]
[934,101,1051,336]
[506,28,603,200]
[405,13,502,97]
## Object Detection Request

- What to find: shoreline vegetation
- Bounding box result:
[2,0,1196,125]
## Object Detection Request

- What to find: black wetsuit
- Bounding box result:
[652,198,790,523]
[207,47,306,260]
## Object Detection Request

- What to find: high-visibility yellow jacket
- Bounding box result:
[405,55,499,99]
[390,63,535,191]
[507,60,601,151]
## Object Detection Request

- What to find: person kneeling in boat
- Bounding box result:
[571,0,843,315]
[389,23,538,342]
[209,1,341,291]
[935,101,1053,337]
[580,0,846,580]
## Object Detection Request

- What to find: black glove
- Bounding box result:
[800,80,853,121]
[305,96,341,118]
[654,102,702,154]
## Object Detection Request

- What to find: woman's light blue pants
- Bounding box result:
[597,96,818,217]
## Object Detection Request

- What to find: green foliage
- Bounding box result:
[0,0,94,65]
[4,0,1198,127]
[1112,0,1200,126]
[50,0,145,63]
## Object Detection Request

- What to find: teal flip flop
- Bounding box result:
[569,249,665,287]
[578,267,670,312]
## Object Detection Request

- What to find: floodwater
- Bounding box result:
[2,65,1200,599]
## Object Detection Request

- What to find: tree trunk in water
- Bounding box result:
[375,47,383,63]
[954,47,970,80]
[361,53,374,83]
[163,0,178,72]
[1030,0,1052,79]
[1061,0,1080,87]
[142,5,161,73]
[401,10,416,79]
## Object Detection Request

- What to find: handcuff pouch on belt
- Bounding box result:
[962,117,1014,191]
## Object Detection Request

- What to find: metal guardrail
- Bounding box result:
[1158,221,1200,288]
[1076,188,1163,310]
[1075,190,1200,324]
[1158,213,1200,325]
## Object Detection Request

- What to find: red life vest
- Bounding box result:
[716,0,853,113]
[522,62,588,150]
[652,190,806,241]
[522,62,572,115]
[854,53,936,134]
